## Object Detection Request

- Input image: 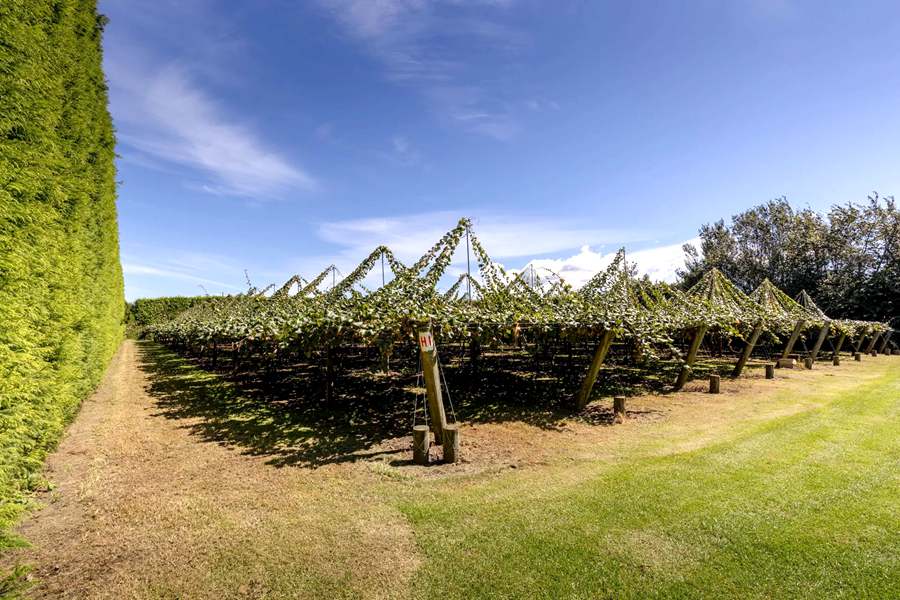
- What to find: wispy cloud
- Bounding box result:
[104,4,315,199]
[318,0,526,140]
[121,250,245,300]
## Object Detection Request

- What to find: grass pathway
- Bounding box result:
[2,340,898,598]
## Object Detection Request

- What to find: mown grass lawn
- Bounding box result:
[399,365,900,599]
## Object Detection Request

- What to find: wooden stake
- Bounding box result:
[854,352,862,361]
[575,329,615,410]
[732,321,763,378]
[809,322,830,364]
[442,424,460,463]
[781,320,805,359]
[832,355,840,366]
[418,326,447,445]
[675,325,708,390]
[804,357,813,369]
[709,374,721,394]
[613,396,626,423]
[765,364,775,379]
[412,425,429,465]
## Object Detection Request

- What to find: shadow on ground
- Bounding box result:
[137,339,777,469]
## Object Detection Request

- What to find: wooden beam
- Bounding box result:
[675,325,708,390]
[781,320,805,359]
[854,335,867,353]
[878,331,893,354]
[575,329,615,410]
[809,322,831,363]
[732,321,763,378]
[417,326,447,444]
[865,332,882,354]
[831,332,847,359]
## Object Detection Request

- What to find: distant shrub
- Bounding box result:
[126,296,211,337]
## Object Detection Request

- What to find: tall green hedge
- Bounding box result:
[0,0,123,549]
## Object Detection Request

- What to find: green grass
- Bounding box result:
[399,369,900,599]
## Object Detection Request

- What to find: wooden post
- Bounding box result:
[575,329,615,410]
[832,355,840,366]
[412,425,429,465]
[804,357,813,369]
[442,424,460,463]
[854,352,862,361]
[809,322,830,364]
[878,332,892,354]
[865,332,882,354]
[418,326,447,445]
[853,335,867,354]
[379,342,393,373]
[675,325,708,390]
[765,364,775,379]
[831,332,846,360]
[781,320,805,359]
[870,349,877,357]
[709,374,721,394]
[613,396,626,423]
[732,321,763,378]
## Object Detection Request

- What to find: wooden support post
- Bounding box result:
[613,396,626,423]
[418,326,447,445]
[854,352,862,361]
[732,321,763,378]
[870,349,877,357]
[412,425,429,465]
[675,325,708,390]
[804,357,813,369]
[765,364,775,379]
[442,424,459,463]
[853,335,867,354]
[832,355,840,366]
[379,342,393,373]
[781,320,805,359]
[575,329,615,410]
[865,332,882,354]
[809,322,830,364]
[831,332,846,360]
[709,374,721,394]
[878,332,892,354]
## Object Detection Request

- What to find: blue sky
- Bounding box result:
[100,0,900,300]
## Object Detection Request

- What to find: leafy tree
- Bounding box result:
[679,194,899,323]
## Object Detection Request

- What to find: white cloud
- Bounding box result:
[318,211,655,264]
[258,213,693,296]
[318,0,525,140]
[524,237,701,287]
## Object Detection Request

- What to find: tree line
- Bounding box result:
[678,194,899,326]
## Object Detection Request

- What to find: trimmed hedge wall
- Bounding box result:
[0,0,123,548]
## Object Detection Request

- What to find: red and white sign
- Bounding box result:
[418,330,434,352]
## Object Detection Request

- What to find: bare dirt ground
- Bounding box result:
[2,340,890,598]
[3,341,419,599]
